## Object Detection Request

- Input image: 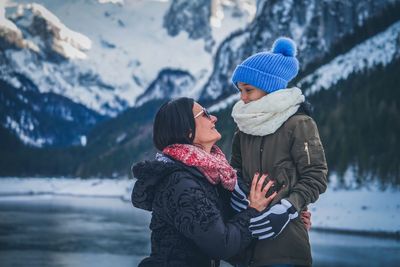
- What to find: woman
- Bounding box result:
[229,37,328,266]
[131,97,312,266]
[131,97,277,267]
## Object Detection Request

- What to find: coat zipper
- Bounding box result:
[304,142,310,165]
[259,136,266,174]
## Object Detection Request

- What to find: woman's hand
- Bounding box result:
[248,173,277,212]
[301,208,312,231]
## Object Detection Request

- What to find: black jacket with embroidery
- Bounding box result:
[131,157,259,267]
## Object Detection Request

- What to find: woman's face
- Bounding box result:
[237,82,267,104]
[192,102,221,147]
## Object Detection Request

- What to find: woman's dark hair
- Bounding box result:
[153,97,196,151]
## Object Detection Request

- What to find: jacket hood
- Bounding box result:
[131,156,203,211]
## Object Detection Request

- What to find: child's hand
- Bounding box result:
[301,208,312,231]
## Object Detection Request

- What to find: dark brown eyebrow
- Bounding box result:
[238,84,254,90]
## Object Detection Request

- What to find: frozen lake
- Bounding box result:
[0,195,399,267]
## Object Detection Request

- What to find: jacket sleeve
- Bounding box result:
[287,116,328,211]
[230,130,249,194]
[164,173,259,260]
[230,130,243,179]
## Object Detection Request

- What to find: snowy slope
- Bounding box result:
[299,21,400,96]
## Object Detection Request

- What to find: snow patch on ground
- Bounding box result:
[310,187,400,233]
[0,177,134,202]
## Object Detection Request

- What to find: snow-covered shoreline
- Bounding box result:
[0,177,399,236]
[0,177,134,201]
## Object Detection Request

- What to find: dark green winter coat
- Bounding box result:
[230,112,328,266]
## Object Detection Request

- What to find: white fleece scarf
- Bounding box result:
[231,87,305,136]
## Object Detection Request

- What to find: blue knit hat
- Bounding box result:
[231,37,299,93]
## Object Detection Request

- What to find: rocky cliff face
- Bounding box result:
[0,4,111,147]
[163,0,214,51]
[135,69,195,107]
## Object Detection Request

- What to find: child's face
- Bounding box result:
[237,82,267,104]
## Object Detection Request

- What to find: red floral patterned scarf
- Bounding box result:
[163,144,237,191]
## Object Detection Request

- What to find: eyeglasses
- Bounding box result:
[194,107,212,120]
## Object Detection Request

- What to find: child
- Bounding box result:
[229,37,328,267]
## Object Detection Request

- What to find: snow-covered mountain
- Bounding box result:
[0,0,255,146]
[1,0,400,181]
[2,0,255,112]
[0,74,104,147]
[199,0,400,103]
[209,19,400,112]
